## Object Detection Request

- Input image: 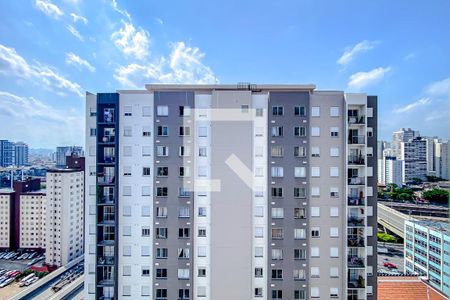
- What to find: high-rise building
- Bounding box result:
[56,146,84,167]
[392,128,419,159]
[401,137,427,183]
[85,84,378,300]
[19,190,46,249]
[14,141,29,166]
[383,156,403,186]
[434,140,449,180]
[0,139,15,167]
[377,141,389,184]
[404,220,450,298]
[45,168,84,267]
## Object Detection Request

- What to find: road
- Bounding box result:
[377,242,404,274]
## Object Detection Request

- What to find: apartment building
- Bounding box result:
[56,146,84,167]
[401,137,427,183]
[383,156,403,186]
[85,84,377,300]
[0,139,15,167]
[0,190,13,248]
[19,191,46,249]
[404,220,450,298]
[14,141,29,166]
[45,169,84,267]
[392,128,419,159]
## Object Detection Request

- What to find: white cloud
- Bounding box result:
[0,44,83,97]
[35,0,64,19]
[65,52,95,72]
[155,18,163,25]
[66,24,84,41]
[111,21,150,60]
[70,13,88,24]
[113,42,216,88]
[347,67,391,90]
[111,0,131,20]
[425,77,450,97]
[337,40,378,65]
[394,98,431,113]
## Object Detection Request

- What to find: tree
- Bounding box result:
[426,175,445,182]
[422,188,450,204]
[377,232,397,243]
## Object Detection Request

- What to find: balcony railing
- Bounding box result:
[100,136,115,143]
[100,156,115,164]
[348,136,365,145]
[348,236,365,247]
[348,256,365,267]
[348,155,365,165]
[98,195,115,204]
[348,197,365,206]
[348,177,364,185]
[348,216,365,227]
[98,176,115,184]
[98,256,115,265]
[98,279,114,286]
[348,115,365,125]
[348,279,365,289]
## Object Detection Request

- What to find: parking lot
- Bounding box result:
[377,242,404,274]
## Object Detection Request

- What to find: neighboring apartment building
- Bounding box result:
[0,139,15,167]
[56,146,84,167]
[85,84,378,300]
[0,190,13,248]
[392,128,419,159]
[19,190,46,249]
[434,140,449,180]
[14,141,29,166]
[383,156,403,186]
[404,220,450,298]
[45,169,84,267]
[401,137,427,183]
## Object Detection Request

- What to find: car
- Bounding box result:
[0,277,15,288]
[28,252,37,260]
[383,262,398,269]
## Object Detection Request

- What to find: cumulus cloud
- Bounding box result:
[0,44,83,97]
[35,0,64,19]
[65,52,95,72]
[66,24,84,41]
[113,42,216,88]
[425,77,450,97]
[111,21,150,60]
[394,98,431,113]
[70,13,88,24]
[337,40,378,65]
[347,67,391,90]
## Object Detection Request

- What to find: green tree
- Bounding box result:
[422,188,450,204]
[377,232,397,243]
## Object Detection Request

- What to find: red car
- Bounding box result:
[383,262,398,269]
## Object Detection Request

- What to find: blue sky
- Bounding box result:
[0,0,449,148]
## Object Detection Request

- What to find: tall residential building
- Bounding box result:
[404,220,450,298]
[56,146,84,167]
[376,141,389,184]
[45,168,84,267]
[434,140,449,180]
[14,141,29,166]
[401,137,427,183]
[19,190,46,249]
[383,156,403,186]
[0,139,15,167]
[392,128,419,159]
[85,84,378,300]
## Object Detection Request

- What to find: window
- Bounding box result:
[198,228,206,237]
[311,127,320,136]
[178,248,190,259]
[179,126,191,136]
[89,107,96,116]
[179,146,191,156]
[198,207,207,217]
[157,105,168,116]
[124,126,132,137]
[295,289,306,299]
[271,167,284,177]
[123,105,132,116]
[330,147,339,157]
[141,286,150,296]
[330,288,339,298]
[156,289,167,298]
[255,108,263,117]
[271,208,284,218]
[141,205,150,217]
[122,186,132,196]
[271,269,283,279]
[156,268,168,278]
[142,146,152,156]
[330,267,339,277]
[179,166,191,177]
[90,128,96,136]
[294,106,306,116]
[311,227,320,238]
[330,187,339,197]
[311,267,320,278]
[255,127,263,137]
[179,106,191,116]
[271,228,283,239]
[254,167,264,177]
[330,227,339,237]
[330,127,339,137]
[197,287,206,297]
[254,227,264,238]
[142,126,151,136]
[123,265,131,276]
[311,207,320,217]
[311,106,320,117]
[156,207,167,218]
[123,285,131,296]
[157,167,168,177]
[142,106,151,116]
[156,187,168,198]
[311,146,320,157]
[178,289,190,300]
[123,146,132,156]
[241,104,249,113]
[330,167,339,177]
[311,167,320,177]
[156,146,168,157]
[156,228,167,239]
[142,186,151,196]
[254,206,264,217]
[330,106,339,117]
[294,146,306,157]
[198,147,207,157]
[157,126,169,136]
[123,245,131,256]
[142,227,151,237]
[294,228,306,239]
[271,146,284,157]
[198,268,206,277]
[272,106,283,116]
[311,247,320,257]
[141,246,150,256]
[156,247,168,258]
[294,208,306,219]
[255,247,263,257]
[294,167,306,178]
[255,146,263,157]
[272,249,283,260]
[330,207,339,217]
[271,187,283,198]
[294,126,306,137]
[198,166,207,177]
[255,288,263,297]
[122,226,131,236]
[143,167,151,176]
[311,187,320,197]
[272,290,283,299]
[198,246,206,257]
[198,126,207,137]
[255,267,263,277]
[179,228,190,238]
[122,166,131,176]
[178,207,190,218]
[294,249,306,260]
[272,126,284,137]
[294,187,306,198]
[179,187,191,197]
[123,205,131,216]
[330,247,339,258]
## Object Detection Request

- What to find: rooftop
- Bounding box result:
[378,276,447,300]
[145,83,317,92]
[47,168,83,173]
[409,219,450,235]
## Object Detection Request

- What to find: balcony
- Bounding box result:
[98,279,114,286]
[348,136,365,145]
[348,256,365,268]
[98,239,115,246]
[348,197,365,206]
[348,177,364,185]
[348,236,365,247]
[348,155,365,165]
[99,156,116,164]
[348,115,365,125]
[98,256,115,265]
[348,216,365,227]
[99,135,116,144]
[98,176,115,185]
[98,195,115,205]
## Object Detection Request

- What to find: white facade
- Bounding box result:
[434,140,449,180]
[0,192,12,248]
[392,128,419,159]
[19,192,46,249]
[45,169,84,267]
[384,157,403,186]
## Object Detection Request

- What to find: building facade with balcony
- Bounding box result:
[84,84,378,300]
